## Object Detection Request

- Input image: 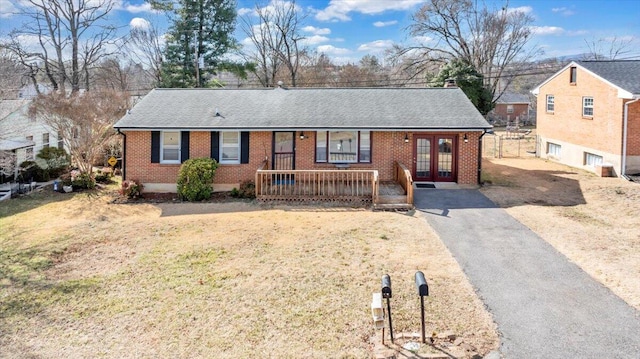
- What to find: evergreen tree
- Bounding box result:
[156,0,237,88]
[430,60,495,116]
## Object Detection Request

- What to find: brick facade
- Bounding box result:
[123,130,483,191]
[492,103,529,123]
[536,65,640,175]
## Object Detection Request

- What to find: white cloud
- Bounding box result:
[121,2,152,13]
[317,44,351,55]
[373,20,398,28]
[357,39,395,53]
[302,26,331,35]
[411,35,433,44]
[301,35,330,46]
[315,0,424,22]
[129,17,150,30]
[530,26,565,36]
[0,0,18,18]
[552,7,575,16]
[507,6,533,15]
[238,7,254,16]
[567,30,589,36]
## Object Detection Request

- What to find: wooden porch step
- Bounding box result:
[377,195,410,204]
[373,203,413,211]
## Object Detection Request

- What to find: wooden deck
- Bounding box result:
[255,161,414,208]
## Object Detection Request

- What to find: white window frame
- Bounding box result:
[546,95,554,113]
[161,131,181,164]
[582,96,593,117]
[220,131,240,164]
[584,152,603,167]
[506,104,514,114]
[316,131,372,164]
[547,142,561,158]
[43,133,50,148]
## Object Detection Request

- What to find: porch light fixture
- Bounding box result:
[463,133,469,143]
[299,131,306,140]
[404,133,409,143]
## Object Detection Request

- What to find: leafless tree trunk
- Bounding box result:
[125,20,165,87]
[29,90,130,174]
[402,0,540,100]
[242,0,306,87]
[9,0,117,94]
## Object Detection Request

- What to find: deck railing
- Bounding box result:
[256,165,379,203]
[394,161,414,205]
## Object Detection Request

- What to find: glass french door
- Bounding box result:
[413,135,457,182]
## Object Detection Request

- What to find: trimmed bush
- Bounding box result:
[36,147,70,178]
[120,179,143,199]
[18,161,48,182]
[71,171,95,190]
[231,180,256,199]
[177,158,219,201]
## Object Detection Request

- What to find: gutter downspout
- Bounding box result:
[622,97,640,178]
[477,129,489,185]
[117,129,126,181]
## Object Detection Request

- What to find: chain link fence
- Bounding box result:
[482,129,538,158]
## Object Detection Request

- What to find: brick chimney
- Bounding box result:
[444,78,457,88]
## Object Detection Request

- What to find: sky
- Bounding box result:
[1,0,639,65]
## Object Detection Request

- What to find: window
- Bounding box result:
[506,105,514,114]
[316,131,371,163]
[316,131,327,162]
[570,66,577,83]
[220,131,240,164]
[57,131,64,149]
[547,142,561,158]
[26,147,34,160]
[161,131,181,163]
[42,133,50,148]
[546,95,554,112]
[584,152,603,167]
[583,97,593,117]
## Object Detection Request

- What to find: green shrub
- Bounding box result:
[231,180,256,199]
[177,158,219,201]
[120,179,143,199]
[95,167,114,184]
[18,161,48,182]
[71,171,95,190]
[37,147,69,177]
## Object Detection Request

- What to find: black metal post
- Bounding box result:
[386,297,394,343]
[420,295,425,343]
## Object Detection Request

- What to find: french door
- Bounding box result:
[413,135,457,182]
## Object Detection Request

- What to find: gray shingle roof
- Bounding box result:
[114,87,491,130]
[577,60,640,95]
[495,93,530,104]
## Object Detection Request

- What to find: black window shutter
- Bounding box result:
[151,131,160,163]
[240,132,250,164]
[181,131,190,163]
[210,131,219,161]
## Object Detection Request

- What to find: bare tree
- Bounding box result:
[125,20,165,86]
[582,36,634,60]
[9,0,117,93]
[242,0,306,87]
[29,90,130,174]
[403,0,540,100]
[0,48,30,99]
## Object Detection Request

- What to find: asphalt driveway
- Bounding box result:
[415,189,640,358]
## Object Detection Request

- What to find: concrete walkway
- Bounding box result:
[414,189,640,358]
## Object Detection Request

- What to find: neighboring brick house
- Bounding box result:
[113,87,492,195]
[532,60,640,177]
[489,93,532,126]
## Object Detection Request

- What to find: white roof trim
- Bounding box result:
[531,61,634,99]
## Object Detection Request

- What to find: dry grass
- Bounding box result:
[480,136,640,310]
[0,188,498,358]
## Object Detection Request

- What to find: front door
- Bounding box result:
[413,135,457,182]
[273,132,295,170]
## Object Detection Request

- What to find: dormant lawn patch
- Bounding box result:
[1,190,498,358]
